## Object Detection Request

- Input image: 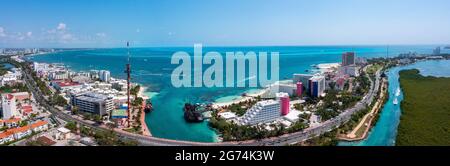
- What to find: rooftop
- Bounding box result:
[218,112,237,119]
[36,136,57,146]
[4,118,21,123]
[30,120,48,128]
[57,127,71,133]
[55,81,81,87]
[0,131,14,139]
[75,92,111,103]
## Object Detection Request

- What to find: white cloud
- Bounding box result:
[44,23,75,43]
[16,32,25,40]
[96,32,106,37]
[61,34,73,40]
[26,31,32,37]
[57,23,66,31]
[0,27,6,37]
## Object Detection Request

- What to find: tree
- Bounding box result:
[65,121,77,131]
[72,106,79,115]
[19,120,29,127]
[106,122,117,130]
[130,85,141,98]
[93,115,103,123]
[51,94,67,107]
[328,82,336,90]
[294,103,303,111]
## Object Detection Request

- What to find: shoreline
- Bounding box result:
[138,85,152,136]
[212,88,267,108]
[338,76,387,142]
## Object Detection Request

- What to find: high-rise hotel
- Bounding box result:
[342,52,356,66]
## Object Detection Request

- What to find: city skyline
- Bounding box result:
[1,0,450,48]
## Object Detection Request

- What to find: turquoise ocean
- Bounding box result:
[28,45,449,144]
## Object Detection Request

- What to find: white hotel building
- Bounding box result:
[239,100,281,125]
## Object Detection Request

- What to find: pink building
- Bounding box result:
[296,82,303,97]
[278,93,290,116]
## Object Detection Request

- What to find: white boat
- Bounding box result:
[393,98,398,105]
[395,87,401,96]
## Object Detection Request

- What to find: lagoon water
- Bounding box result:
[28,45,447,143]
[338,60,450,146]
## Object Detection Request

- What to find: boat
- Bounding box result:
[183,103,204,123]
[395,87,401,96]
[393,98,398,105]
[144,99,153,113]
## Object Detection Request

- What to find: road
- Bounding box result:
[239,66,382,146]
[21,61,381,146]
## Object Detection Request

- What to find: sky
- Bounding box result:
[1,0,450,48]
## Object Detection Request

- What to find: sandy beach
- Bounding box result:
[137,85,152,136]
[212,88,267,108]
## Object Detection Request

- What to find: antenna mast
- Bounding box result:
[125,42,131,127]
[387,45,389,59]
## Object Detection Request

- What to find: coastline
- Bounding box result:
[212,88,267,108]
[138,86,152,136]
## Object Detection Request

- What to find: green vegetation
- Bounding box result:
[396,69,450,146]
[65,121,138,146]
[222,99,257,116]
[366,64,382,76]
[130,85,140,98]
[50,93,67,107]
[0,83,29,93]
[209,117,308,141]
[302,129,338,146]
[0,63,9,76]
[354,72,370,96]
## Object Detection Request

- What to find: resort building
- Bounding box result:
[277,92,290,116]
[239,100,281,125]
[283,110,302,123]
[309,75,326,98]
[89,70,100,79]
[342,52,356,66]
[433,46,441,55]
[340,65,360,77]
[71,92,114,116]
[49,71,69,80]
[262,82,297,98]
[0,68,22,86]
[2,94,20,120]
[99,70,111,83]
[52,81,83,92]
[218,112,238,120]
[296,82,303,97]
[293,74,313,92]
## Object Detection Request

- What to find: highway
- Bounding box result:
[21,61,381,146]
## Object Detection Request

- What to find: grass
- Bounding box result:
[355,116,370,137]
[396,69,450,146]
[367,64,382,75]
